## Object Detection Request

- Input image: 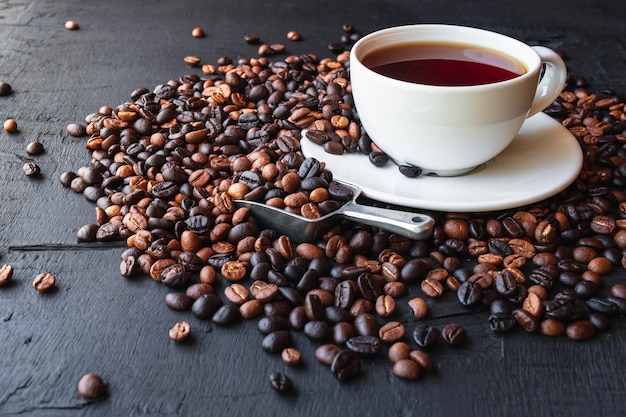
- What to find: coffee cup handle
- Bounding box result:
[527,46,567,118]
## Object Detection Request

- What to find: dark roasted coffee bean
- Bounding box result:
[160,263,191,288]
[0,82,12,96]
[330,349,361,381]
[495,270,517,296]
[191,293,223,319]
[261,330,292,354]
[164,292,193,311]
[212,304,240,325]
[457,281,483,306]
[368,151,389,167]
[346,335,382,356]
[588,312,611,331]
[412,323,439,348]
[399,165,422,178]
[585,297,620,315]
[258,315,289,335]
[269,372,293,394]
[488,312,516,332]
[441,323,466,345]
[304,320,331,341]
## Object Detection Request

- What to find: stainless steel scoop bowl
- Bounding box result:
[234,179,434,243]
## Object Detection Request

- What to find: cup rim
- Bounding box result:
[351,24,541,91]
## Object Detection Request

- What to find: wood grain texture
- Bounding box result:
[1,0,626,416]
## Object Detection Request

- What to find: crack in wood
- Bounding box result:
[8,243,126,252]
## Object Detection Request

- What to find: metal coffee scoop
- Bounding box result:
[234,179,434,243]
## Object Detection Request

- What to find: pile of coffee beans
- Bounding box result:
[59,39,626,389]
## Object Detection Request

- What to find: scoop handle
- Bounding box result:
[337,200,435,240]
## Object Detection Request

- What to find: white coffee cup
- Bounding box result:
[349,24,567,176]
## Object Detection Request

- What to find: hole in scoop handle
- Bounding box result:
[338,201,435,240]
[528,46,567,118]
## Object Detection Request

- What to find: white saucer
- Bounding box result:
[301,113,582,212]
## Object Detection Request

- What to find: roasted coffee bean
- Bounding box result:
[77,373,107,399]
[262,330,292,354]
[169,321,191,342]
[387,342,411,363]
[0,82,12,96]
[212,304,240,325]
[160,263,190,288]
[315,344,341,366]
[23,162,41,177]
[32,272,56,292]
[413,323,439,348]
[269,371,293,394]
[346,335,382,356]
[441,323,466,345]
[488,312,516,332]
[281,347,302,366]
[589,312,611,331]
[330,349,361,381]
[540,318,566,336]
[585,297,620,315]
[409,350,433,372]
[457,281,483,306]
[408,297,428,319]
[566,320,596,341]
[0,264,14,287]
[512,308,539,332]
[353,313,379,336]
[258,315,289,335]
[303,320,331,341]
[392,359,422,380]
[164,292,193,311]
[191,293,223,319]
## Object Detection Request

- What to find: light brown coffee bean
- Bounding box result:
[392,359,422,380]
[375,294,395,317]
[239,299,263,319]
[407,297,428,319]
[169,321,191,342]
[33,272,56,292]
[281,347,302,366]
[420,278,444,298]
[0,264,14,287]
[224,283,249,304]
[378,321,405,343]
[250,280,279,302]
[387,342,411,363]
[409,350,433,371]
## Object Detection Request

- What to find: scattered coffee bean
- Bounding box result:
[23,162,41,177]
[191,27,205,38]
[169,321,191,342]
[286,30,302,41]
[66,123,86,137]
[269,371,293,394]
[3,119,17,132]
[65,20,79,30]
[0,264,14,287]
[77,373,106,399]
[0,82,11,96]
[32,272,56,292]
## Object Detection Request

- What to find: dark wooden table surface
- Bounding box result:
[1,1,626,416]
